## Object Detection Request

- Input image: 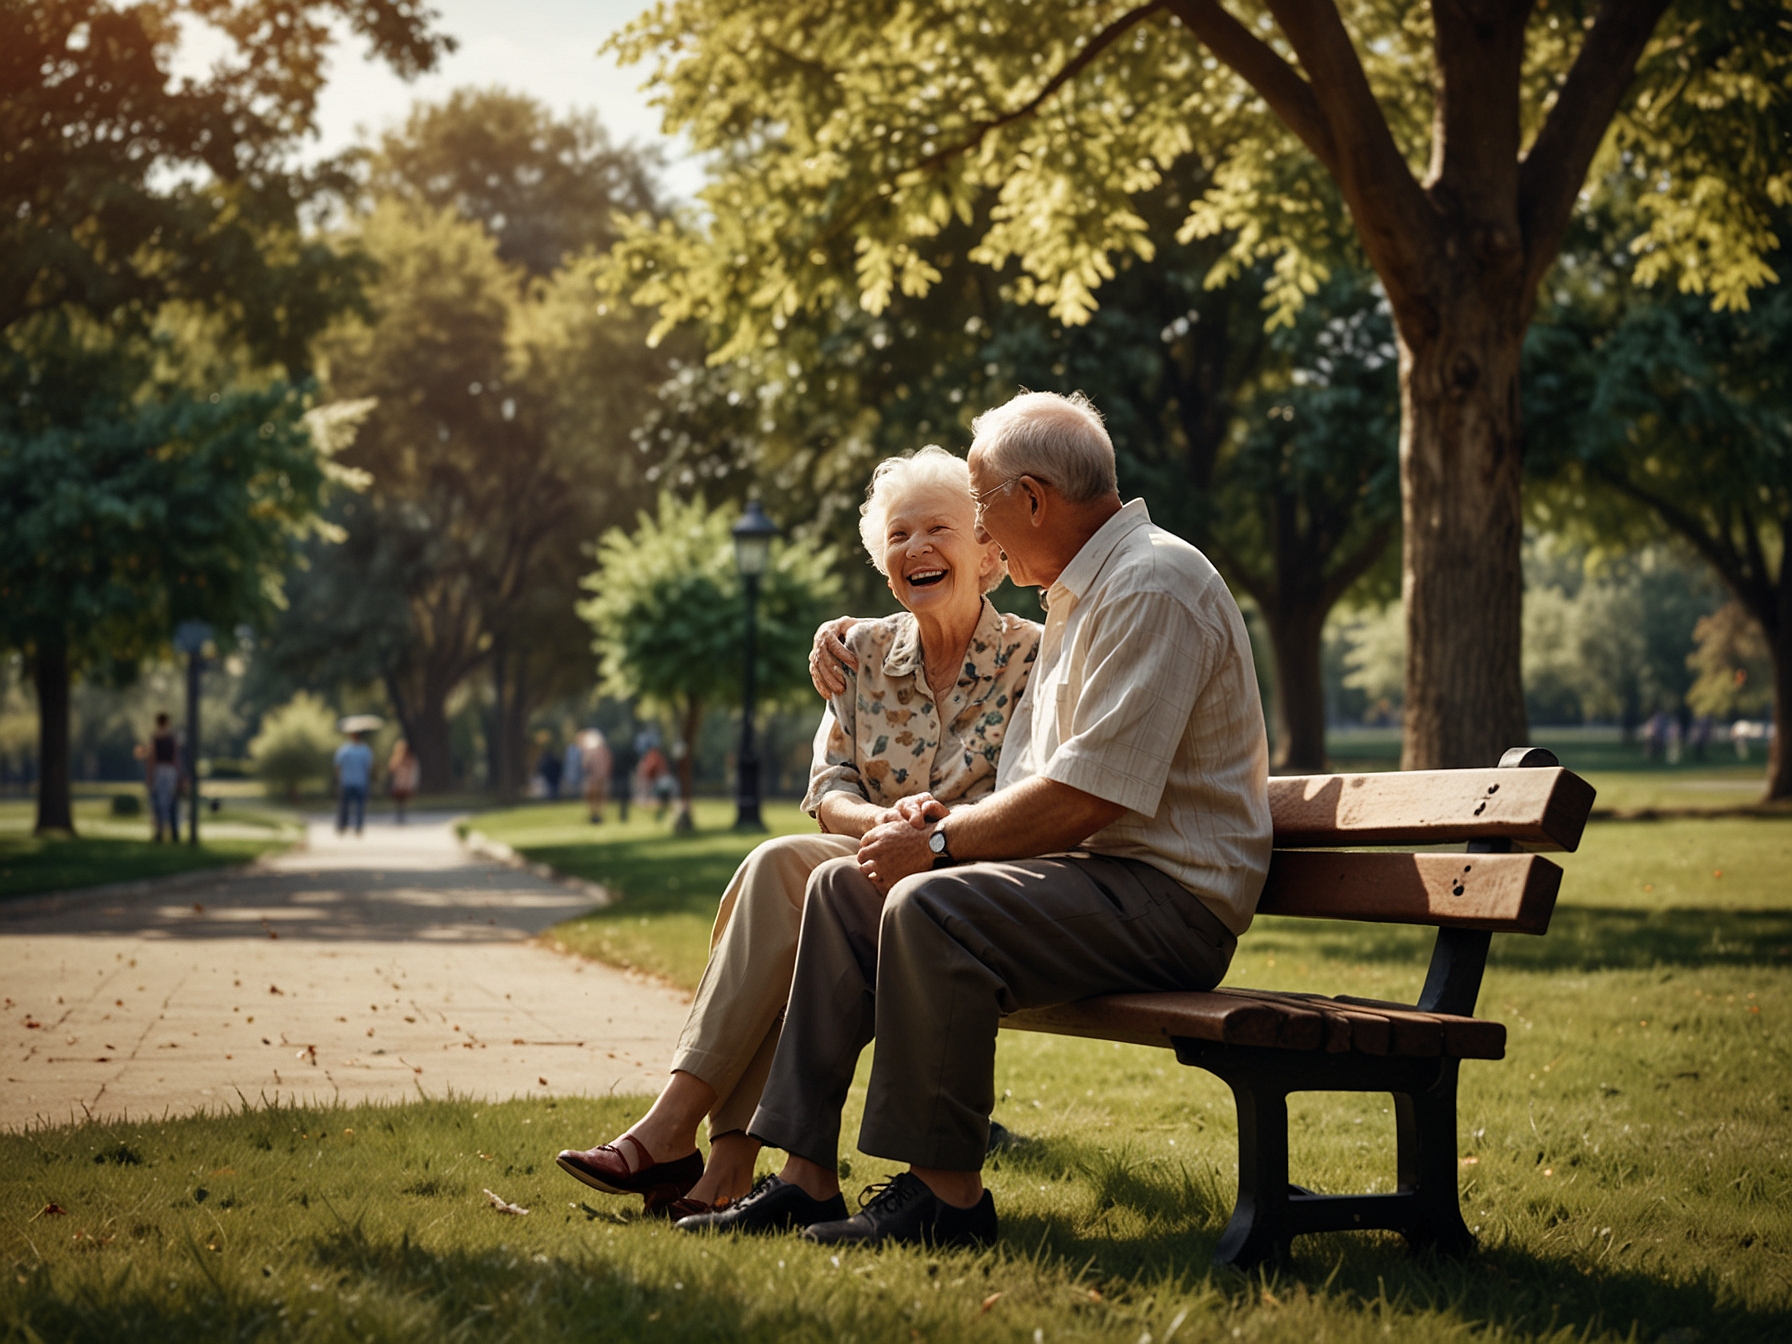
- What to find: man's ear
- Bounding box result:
[1024,477,1049,527]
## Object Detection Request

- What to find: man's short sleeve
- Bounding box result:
[1040,588,1217,817]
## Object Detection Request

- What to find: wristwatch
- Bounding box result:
[928,822,954,869]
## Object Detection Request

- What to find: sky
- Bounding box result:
[179,0,703,197]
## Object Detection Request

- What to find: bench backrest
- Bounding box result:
[1260,760,1596,936]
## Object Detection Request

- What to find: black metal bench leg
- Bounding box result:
[1393,1061,1476,1257]
[1212,1076,1293,1270]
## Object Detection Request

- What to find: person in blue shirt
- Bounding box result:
[334,732,374,836]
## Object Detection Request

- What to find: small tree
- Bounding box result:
[0,383,350,833]
[250,692,340,801]
[579,493,841,831]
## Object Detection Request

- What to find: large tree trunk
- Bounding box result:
[32,628,74,836]
[411,688,455,795]
[1262,603,1328,774]
[1396,304,1530,769]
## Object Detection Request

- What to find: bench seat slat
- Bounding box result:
[1002,989,1505,1059]
[1257,851,1561,933]
[1269,766,1596,851]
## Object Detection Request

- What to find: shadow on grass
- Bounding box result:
[1254,907,1792,972]
[991,1133,1785,1343]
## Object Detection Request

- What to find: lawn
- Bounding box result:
[0,793,301,900]
[4,793,1787,1340]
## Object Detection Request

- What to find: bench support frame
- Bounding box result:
[1183,836,1511,1270]
[1175,1040,1476,1269]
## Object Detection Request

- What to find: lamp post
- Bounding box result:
[731,501,779,831]
[172,621,211,846]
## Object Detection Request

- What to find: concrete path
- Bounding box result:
[1,817,691,1131]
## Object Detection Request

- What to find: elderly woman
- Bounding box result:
[557,446,1040,1216]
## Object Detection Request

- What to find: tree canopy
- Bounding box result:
[604,0,1791,769]
[579,492,842,824]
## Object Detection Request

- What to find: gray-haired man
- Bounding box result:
[680,391,1272,1248]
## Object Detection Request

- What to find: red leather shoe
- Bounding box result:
[556,1133,703,1200]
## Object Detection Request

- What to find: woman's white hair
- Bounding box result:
[859,445,1005,592]
[970,390,1117,503]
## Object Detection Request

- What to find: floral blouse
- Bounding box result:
[802,598,1041,821]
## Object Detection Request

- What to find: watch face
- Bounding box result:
[929,829,947,854]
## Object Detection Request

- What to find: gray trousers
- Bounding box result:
[747,851,1237,1172]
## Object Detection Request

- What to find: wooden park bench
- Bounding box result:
[1002,746,1597,1270]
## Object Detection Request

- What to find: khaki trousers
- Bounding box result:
[749,852,1237,1171]
[670,831,859,1137]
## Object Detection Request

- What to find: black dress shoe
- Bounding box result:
[672,1175,847,1235]
[802,1172,997,1249]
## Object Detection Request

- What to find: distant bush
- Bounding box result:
[110,793,143,817]
[250,693,338,800]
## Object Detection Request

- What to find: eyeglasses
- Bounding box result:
[969,474,1049,515]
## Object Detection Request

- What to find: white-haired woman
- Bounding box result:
[558,446,1041,1217]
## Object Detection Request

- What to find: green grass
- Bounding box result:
[5,802,1787,1339]
[2,925,1786,1341]
[0,794,299,900]
[470,798,818,987]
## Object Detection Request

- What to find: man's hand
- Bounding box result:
[893,793,948,828]
[856,816,938,894]
[809,616,860,698]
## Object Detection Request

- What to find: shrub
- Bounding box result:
[250,693,338,800]
[109,793,143,817]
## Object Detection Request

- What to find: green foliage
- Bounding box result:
[1526,213,1791,791]
[1520,541,1724,727]
[276,101,679,793]
[1687,603,1776,719]
[0,382,343,665]
[249,691,340,800]
[2,0,448,366]
[602,0,1788,358]
[580,492,844,719]
[367,88,661,277]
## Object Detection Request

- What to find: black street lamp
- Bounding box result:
[172,620,211,846]
[731,500,779,831]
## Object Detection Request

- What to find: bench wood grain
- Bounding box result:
[1268,765,1595,851]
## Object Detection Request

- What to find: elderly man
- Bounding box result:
[680,390,1271,1248]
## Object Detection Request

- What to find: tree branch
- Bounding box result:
[1164,0,1339,178]
[1203,531,1274,609]
[904,2,1175,177]
[1321,521,1394,609]
[1590,462,1776,624]
[1517,0,1674,293]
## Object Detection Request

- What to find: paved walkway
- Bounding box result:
[1,818,691,1131]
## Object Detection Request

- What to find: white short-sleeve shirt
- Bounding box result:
[996,500,1272,934]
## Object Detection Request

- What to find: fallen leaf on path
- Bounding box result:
[484,1189,529,1216]
[979,1292,1003,1313]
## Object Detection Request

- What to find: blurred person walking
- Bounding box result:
[387,739,419,824]
[143,713,181,842]
[610,729,638,822]
[335,730,373,836]
[639,743,672,820]
[538,739,564,800]
[563,736,586,798]
[580,729,613,824]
